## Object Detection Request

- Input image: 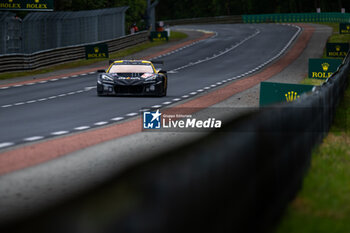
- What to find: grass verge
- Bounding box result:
[275,24,350,232]
[0,31,188,81]
[275,74,350,233]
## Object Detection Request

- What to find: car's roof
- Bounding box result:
[111,60,152,65]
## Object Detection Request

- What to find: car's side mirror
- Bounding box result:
[97,69,105,73]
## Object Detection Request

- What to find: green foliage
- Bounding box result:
[53,0,149,30]
[156,0,350,20]
[42,1,350,23]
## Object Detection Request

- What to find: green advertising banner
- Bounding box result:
[0,0,54,11]
[150,31,168,42]
[326,43,349,57]
[308,58,342,79]
[340,23,350,34]
[85,43,109,60]
[259,82,314,107]
[243,13,350,24]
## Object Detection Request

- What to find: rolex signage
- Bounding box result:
[308,58,342,79]
[150,31,168,42]
[339,23,350,34]
[326,43,349,57]
[0,0,54,11]
[259,82,314,106]
[85,43,109,60]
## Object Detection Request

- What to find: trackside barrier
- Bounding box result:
[163,13,350,26]
[2,54,349,233]
[0,31,148,73]
[163,15,243,25]
[243,12,350,23]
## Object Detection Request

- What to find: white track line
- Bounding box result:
[51,131,69,136]
[24,136,44,142]
[74,126,90,131]
[126,113,138,117]
[0,142,14,149]
[94,122,108,126]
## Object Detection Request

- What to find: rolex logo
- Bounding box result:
[35,0,39,3]
[321,63,330,71]
[285,91,300,102]
[9,0,13,2]
[158,33,161,38]
[94,47,99,53]
[336,45,341,52]
[347,25,350,30]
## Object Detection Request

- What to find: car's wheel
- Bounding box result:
[158,82,167,97]
[97,89,105,96]
[97,84,104,96]
[162,83,167,97]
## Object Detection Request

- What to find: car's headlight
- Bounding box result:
[145,76,156,81]
[100,74,113,82]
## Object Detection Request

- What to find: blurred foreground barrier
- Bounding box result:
[0,31,148,73]
[2,51,350,233]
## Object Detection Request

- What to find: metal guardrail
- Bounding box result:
[0,14,242,73]
[0,7,129,55]
[0,31,148,73]
[163,15,243,25]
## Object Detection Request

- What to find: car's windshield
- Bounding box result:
[109,64,154,73]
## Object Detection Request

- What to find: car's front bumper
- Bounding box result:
[97,80,164,96]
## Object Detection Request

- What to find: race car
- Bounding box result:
[97,60,167,96]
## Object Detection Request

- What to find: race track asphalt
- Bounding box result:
[0,24,299,147]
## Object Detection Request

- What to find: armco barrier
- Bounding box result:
[0,31,148,73]
[2,54,349,233]
[163,15,243,25]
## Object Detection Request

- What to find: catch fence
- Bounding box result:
[0,7,128,55]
